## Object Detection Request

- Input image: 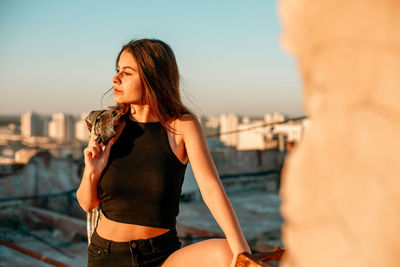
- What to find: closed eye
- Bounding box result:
[115,68,132,74]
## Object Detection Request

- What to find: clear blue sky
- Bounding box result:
[0,0,304,117]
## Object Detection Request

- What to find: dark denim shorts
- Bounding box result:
[87,228,181,267]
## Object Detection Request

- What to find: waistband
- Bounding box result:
[90,228,179,256]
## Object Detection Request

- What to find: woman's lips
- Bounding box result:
[114,88,122,94]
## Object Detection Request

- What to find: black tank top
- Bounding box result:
[98,115,187,228]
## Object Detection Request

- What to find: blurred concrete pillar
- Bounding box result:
[278,1,400,267]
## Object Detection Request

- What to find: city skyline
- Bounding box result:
[14,110,307,149]
[0,0,304,117]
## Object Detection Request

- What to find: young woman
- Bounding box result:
[77,39,251,267]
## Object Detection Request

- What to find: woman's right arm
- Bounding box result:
[76,130,116,212]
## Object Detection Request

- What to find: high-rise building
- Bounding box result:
[48,113,75,141]
[75,112,89,142]
[21,111,43,137]
[42,115,51,137]
[219,113,239,147]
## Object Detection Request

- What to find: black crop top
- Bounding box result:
[98,115,187,228]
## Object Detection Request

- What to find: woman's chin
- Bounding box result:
[114,96,127,104]
[114,96,143,106]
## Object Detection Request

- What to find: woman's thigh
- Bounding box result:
[162,238,233,267]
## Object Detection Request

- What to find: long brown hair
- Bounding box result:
[115,39,194,133]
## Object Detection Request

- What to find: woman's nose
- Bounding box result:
[112,73,121,85]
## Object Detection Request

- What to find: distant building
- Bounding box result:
[219,113,239,147]
[242,116,251,124]
[273,122,303,143]
[236,113,309,151]
[75,113,89,142]
[237,120,272,150]
[42,115,51,137]
[202,115,220,138]
[205,115,220,129]
[0,123,18,135]
[264,112,286,124]
[21,111,43,137]
[48,113,75,141]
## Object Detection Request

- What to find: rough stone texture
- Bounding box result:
[278,1,400,266]
[0,152,82,216]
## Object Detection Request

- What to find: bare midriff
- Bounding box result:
[96,213,170,242]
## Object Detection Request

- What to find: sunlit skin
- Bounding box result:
[77,50,251,267]
[113,50,145,106]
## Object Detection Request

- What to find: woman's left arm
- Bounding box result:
[180,115,251,264]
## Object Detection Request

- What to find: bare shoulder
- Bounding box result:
[170,114,204,144]
[176,114,200,124]
[174,114,202,134]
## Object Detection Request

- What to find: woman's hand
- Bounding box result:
[78,127,120,213]
[83,128,116,178]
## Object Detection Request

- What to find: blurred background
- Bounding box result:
[0,1,307,266]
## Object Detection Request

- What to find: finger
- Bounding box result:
[89,126,100,144]
[89,126,95,140]
[88,136,101,150]
[83,147,94,161]
[103,138,116,154]
[89,134,99,145]
[92,146,100,158]
[86,145,100,159]
[83,147,91,157]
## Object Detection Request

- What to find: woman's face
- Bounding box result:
[112,50,144,104]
